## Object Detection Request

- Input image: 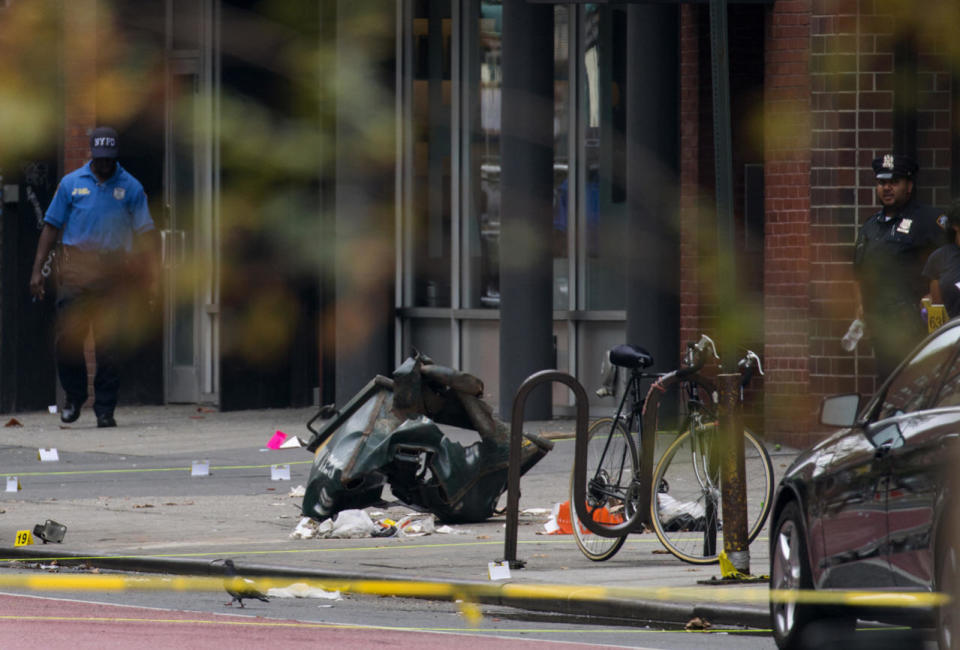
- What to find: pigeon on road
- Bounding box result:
[214,559,270,608]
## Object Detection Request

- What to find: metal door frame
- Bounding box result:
[163,0,220,404]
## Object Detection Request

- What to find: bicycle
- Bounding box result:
[569,335,774,564]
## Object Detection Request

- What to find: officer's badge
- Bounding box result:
[113,187,126,200]
[938,214,948,230]
[883,154,894,170]
[896,218,913,234]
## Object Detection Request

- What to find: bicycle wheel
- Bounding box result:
[649,422,773,565]
[569,417,637,561]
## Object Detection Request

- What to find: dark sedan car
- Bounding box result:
[769,319,960,649]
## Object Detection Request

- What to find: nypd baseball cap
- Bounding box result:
[90,126,119,159]
[872,153,918,180]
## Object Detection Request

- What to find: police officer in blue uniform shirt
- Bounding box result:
[29,127,157,428]
[854,153,944,383]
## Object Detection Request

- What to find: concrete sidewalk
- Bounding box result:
[0,404,794,629]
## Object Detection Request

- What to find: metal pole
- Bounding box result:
[504,370,589,568]
[709,0,750,573]
[718,373,749,573]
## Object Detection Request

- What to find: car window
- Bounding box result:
[933,348,960,407]
[877,326,960,420]
[869,422,905,449]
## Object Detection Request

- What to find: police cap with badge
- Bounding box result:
[872,153,918,181]
[90,126,119,159]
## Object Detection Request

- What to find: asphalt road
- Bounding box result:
[0,584,778,649]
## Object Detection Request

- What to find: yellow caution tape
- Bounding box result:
[0,572,948,609]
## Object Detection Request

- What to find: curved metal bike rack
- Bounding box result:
[503,370,589,569]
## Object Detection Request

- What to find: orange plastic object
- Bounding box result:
[552,500,624,535]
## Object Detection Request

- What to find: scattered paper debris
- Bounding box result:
[288,485,305,498]
[521,507,551,516]
[396,513,436,537]
[290,516,321,540]
[38,448,59,462]
[267,582,342,600]
[290,510,449,539]
[279,435,304,449]
[324,510,379,538]
[48,405,58,414]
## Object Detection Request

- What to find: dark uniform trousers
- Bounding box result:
[55,247,130,418]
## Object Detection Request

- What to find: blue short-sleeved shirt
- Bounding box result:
[44,161,154,252]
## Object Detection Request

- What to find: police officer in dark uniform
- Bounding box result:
[854,153,944,383]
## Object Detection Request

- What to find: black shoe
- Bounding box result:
[60,401,81,423]
[96,414,116,428]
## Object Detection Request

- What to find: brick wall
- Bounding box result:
[763,0,813,447]
[763,0,955,447]
[807,0,895,410]
[63,0,97,170]
[915,34,953,208]
[680,4,767,433]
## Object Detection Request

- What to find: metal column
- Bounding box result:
[498,0,555,419]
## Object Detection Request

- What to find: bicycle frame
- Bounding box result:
[573,335,774,563]
[585,368,659,519]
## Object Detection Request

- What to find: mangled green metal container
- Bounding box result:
[302,353,553,524]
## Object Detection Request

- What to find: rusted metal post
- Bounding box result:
[717,372,749,573]
[504,370,589,568]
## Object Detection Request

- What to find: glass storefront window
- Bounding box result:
[581,4,627,310]
[463,2,570,310]
[410,0,452,307]
[553,5,570,310]
[463,1,502,309]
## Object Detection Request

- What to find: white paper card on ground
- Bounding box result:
[271,464,291,481]
[38,448,59,462]
[48,405,58,414]
[279,436,304,449]
[6,476,20,492]
[488,561,511,581]
[191,460,210,477]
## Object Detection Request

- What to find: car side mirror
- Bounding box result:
[820,393,861,427]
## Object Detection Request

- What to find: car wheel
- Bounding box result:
[938,540,958,650]
[770,501,815,649]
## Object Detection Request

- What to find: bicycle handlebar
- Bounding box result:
[738,350,764,389]
[678,334,719,378]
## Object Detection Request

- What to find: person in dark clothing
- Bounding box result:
[28,127,158,428]
[923,200,960,319]
[853,153,944,383]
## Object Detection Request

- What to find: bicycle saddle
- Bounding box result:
[609,344,654,369]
